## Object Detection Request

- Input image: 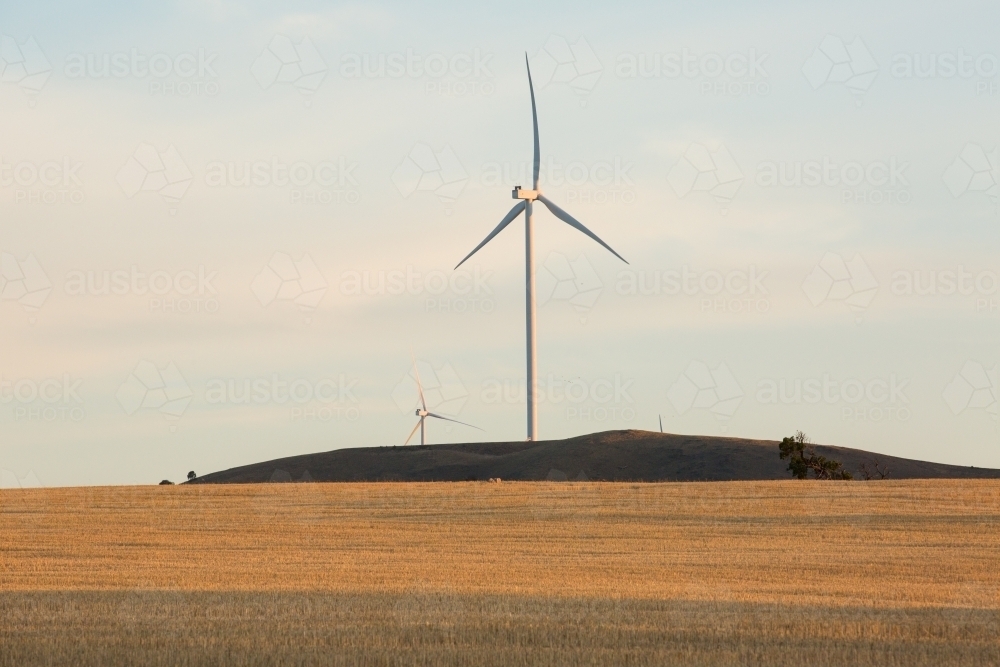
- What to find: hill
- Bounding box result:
[192,430,1000,483]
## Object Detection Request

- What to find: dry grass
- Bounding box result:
[2,480,999,665]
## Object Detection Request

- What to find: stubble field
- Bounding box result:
[1,480,998,666]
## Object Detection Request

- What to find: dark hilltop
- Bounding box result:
[191,430,1000,483]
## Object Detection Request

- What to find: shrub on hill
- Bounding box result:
[779,431,853,480]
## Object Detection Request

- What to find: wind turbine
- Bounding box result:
[455,54,628,441]
[404,358,483,446]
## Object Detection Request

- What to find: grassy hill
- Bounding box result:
[193,430,1000,483]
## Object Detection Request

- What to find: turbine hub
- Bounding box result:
[416,409,428,417]
[512,186,540,201]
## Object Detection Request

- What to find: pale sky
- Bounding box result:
[3,0,1000,486]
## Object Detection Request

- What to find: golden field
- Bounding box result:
[1,480,999,665]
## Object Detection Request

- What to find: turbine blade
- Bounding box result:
[454,201,526,269]
[404,419,421,445]
[659,414,663,433]
[410,352,427,411]
[537,194,628,264]
[525,53,540,190]
[426,412,484,431]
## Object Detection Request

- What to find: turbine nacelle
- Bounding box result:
[512,186,540,201]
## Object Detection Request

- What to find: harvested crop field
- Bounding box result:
[2,480,999,666]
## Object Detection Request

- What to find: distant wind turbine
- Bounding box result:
[404,357,482,446]
[455,54,628,441]
[659,414,663,433]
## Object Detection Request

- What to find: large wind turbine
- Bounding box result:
[404,358,483,446]
[455,54,628,441]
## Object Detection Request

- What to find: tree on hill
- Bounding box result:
[187,471,197,481]
[858,458,890,480]
[779,431,853,480]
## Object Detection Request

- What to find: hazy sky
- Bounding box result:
[3,1,1000,486]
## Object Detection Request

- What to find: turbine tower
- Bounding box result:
[404,358,482,446]
[455,54,627,441]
